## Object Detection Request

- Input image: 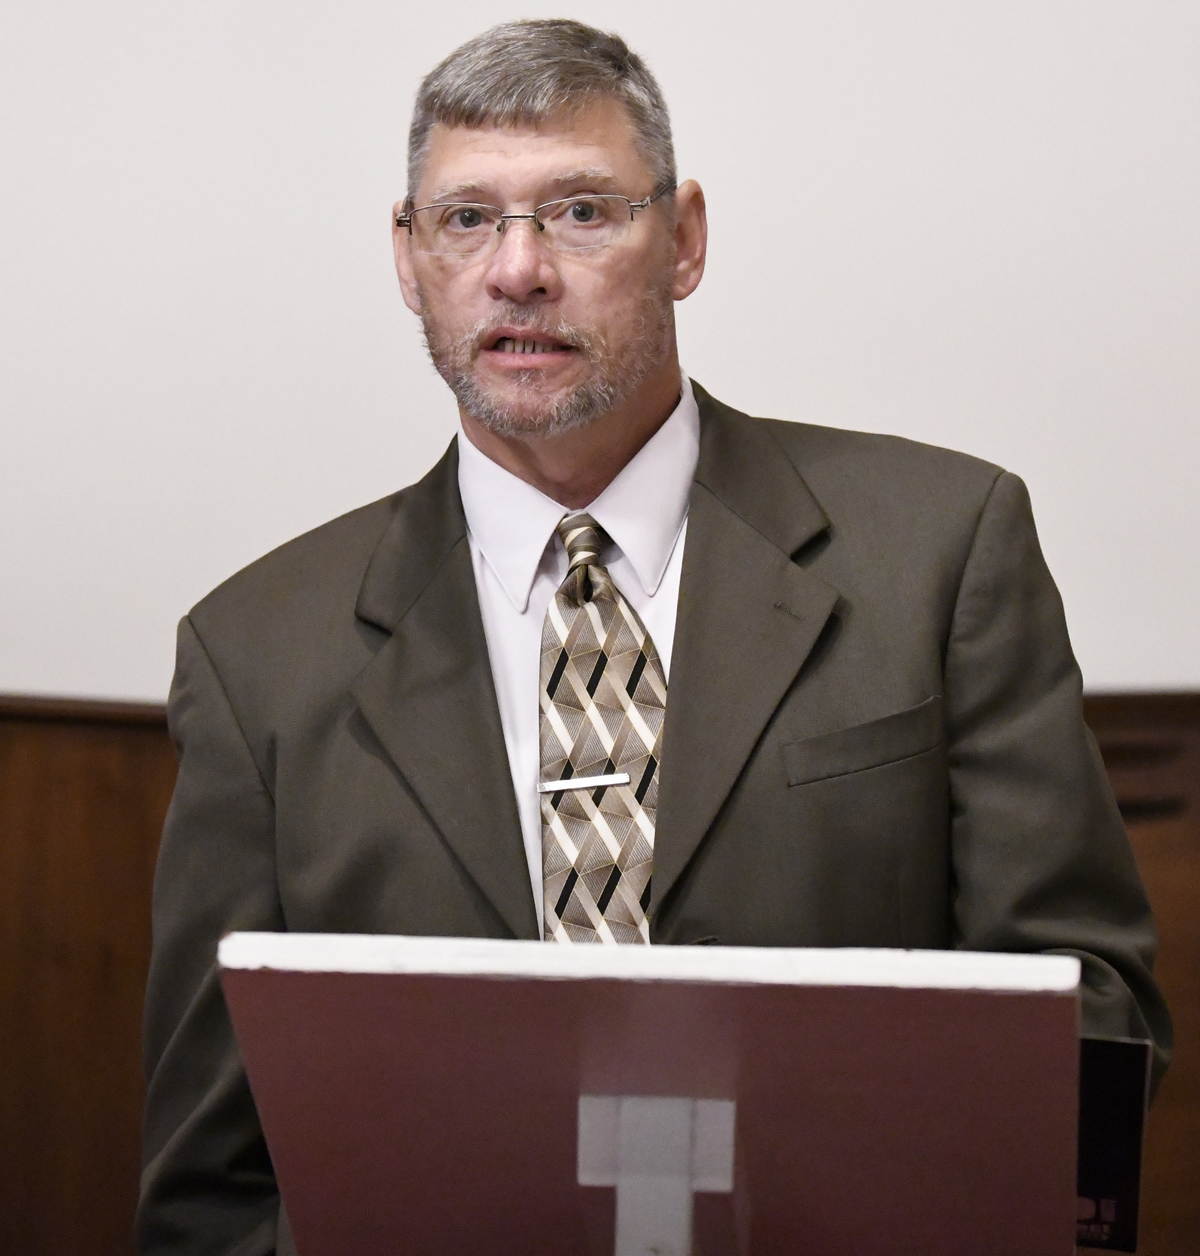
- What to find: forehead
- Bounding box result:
[417,97,652,203]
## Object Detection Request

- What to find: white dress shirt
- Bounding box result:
[457,375,701,931]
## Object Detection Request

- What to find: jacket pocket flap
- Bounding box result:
[782,696,943,787]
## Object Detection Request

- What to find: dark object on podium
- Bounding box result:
[220,935,1082,1256]
[1077,1037,1153,1252]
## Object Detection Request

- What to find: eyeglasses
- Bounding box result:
[396,181,675,259]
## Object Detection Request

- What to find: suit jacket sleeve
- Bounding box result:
[138,615,286,1256]
[945,471,1172,1085]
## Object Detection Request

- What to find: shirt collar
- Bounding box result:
[457,374,701,612]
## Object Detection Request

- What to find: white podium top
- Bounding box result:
[218,931,1080,993]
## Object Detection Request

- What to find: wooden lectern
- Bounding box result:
[219,934,1081,1255]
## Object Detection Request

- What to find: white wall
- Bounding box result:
[2,1,1197,701]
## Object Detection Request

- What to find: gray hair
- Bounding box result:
[407,19,675,199]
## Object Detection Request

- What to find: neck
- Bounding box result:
[458,352,683,509]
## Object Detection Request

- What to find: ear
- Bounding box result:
[392,201,423,315]
[671,180,707,301]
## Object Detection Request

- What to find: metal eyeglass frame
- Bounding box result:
[395,181,677,247]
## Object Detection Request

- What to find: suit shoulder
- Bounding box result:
[759,416,1006,501]
[760,418,1014,556]
[694,385,1016,555]
[694,384,1008,508]
[188,492,401,638]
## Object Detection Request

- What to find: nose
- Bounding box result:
[483,218,562,305]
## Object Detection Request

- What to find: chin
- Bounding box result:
[459,375,615,440]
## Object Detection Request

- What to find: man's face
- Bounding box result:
[394,98,679,438]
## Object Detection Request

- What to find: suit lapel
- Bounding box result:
[350,441,538,941]
[652,388,840,919]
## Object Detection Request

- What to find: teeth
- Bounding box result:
[496,337,563,354]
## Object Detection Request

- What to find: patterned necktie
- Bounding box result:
[540,514,667,943]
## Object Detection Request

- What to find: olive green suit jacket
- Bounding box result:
[138,384,1170,1255]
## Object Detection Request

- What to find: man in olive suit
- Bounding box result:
[138,20,1170,1255]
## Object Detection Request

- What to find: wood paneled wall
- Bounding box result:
[1086,695,1200,1255]
[0,698,177,1256]
[0,693,1196,1255]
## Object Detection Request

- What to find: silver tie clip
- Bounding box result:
[537,772,631,794]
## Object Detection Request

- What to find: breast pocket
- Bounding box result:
[781,696,943,787]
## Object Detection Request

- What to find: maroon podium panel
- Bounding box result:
[220,935,1079,1256]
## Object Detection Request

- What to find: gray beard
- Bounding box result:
[418,279,675,440]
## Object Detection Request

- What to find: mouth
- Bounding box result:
[483,330,576,357]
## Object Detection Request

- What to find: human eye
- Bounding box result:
[442,204,492,231]
[553,196,615,226]
[539,196,627,251]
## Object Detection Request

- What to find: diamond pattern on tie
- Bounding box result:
[541,514,666,944]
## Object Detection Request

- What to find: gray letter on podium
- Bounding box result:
[577,1095,736,1256]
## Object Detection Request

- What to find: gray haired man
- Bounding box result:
[139,20,1169,1253]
